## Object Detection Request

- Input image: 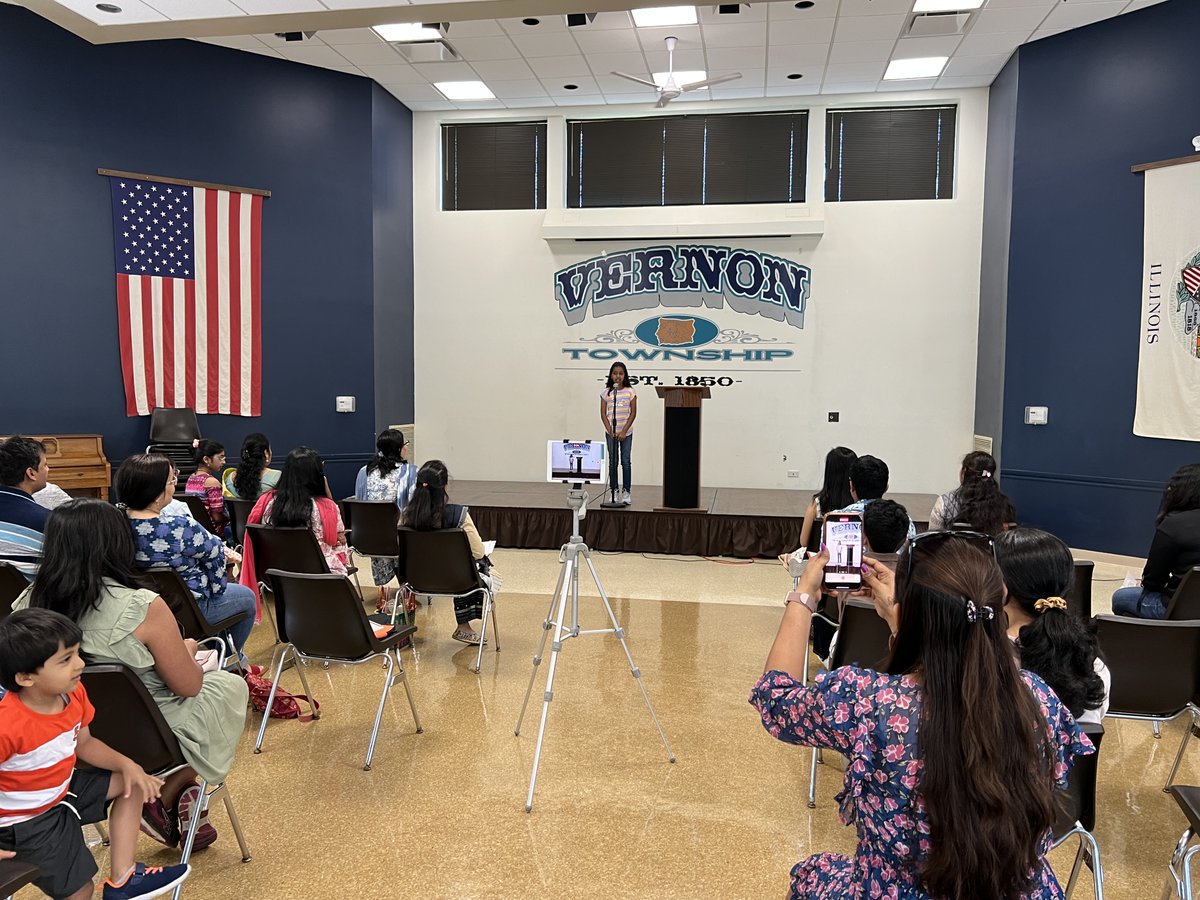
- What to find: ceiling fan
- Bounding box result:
[611,36,742,108]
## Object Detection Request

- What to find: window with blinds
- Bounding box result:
[442,122,547,211]
[566,111,808,208]
[825,106,957,202]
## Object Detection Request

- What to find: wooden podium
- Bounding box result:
[654,386,710,512]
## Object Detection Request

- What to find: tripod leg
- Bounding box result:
[516,554,570,736]
[524,557,574,812]
[580,548,676,764]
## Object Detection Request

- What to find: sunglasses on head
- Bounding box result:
[902,529,997,584]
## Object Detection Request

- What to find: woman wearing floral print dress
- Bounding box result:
[750,533,1093,900]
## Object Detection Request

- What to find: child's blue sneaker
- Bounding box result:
[103,862,191,900]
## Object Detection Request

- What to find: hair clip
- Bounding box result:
[981,470,992,478]
[1034,596,1068,613]
[192,438,200,448]
[965,600,995,623]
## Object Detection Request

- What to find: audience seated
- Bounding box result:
[222,432,279,500]
[403,460,494,646]
[860,498,910,567]
[1112,463,1200,619]
[14,501,248,853]
[185,440,229,535]
[0,607,192,900]
[751,534,1092,899]
[838,455,917,540]
[116,454,256,665]
[0,436,50,578]
[995,527,1110,724]
[929,451,1016,535]
[355,428,417,614]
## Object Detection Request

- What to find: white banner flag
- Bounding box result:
[1134,160,1200,440]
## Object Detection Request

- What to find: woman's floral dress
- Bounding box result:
[749,667,1093,900]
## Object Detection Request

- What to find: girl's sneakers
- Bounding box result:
[175,784,218,850]
[102,863,191,899]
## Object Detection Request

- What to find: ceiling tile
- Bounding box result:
[768,0,840,20]
[469,58,537,80]
[719,68,765,87]
[699,4,768,23]
[764,82,821,96]
[411,61,479,80]
[699,20,768,47]
[317,28,386,46]
[441,21,506,38]
[357,63,427,84]
[385,84,446,102]
[235,0,324,10]
[595,72,652,91]
[571,28,642,54]
[331,42,406,65]
[827,40,895,63]
[451,99,507,110]
[320,0,425,6]
[553,94,608,106]
[1039,0,1127,29]
[892,34,962,58]
[540,76,602,95]
[509,32,580,57]
[821,82,880,94]
[942,53,1010,76]
[833,13,905,42]
[1122,0,1169,9]
[143,0,242,19]
[487,79,550,98]
[935,75,995,88]
[643,48,706,71]
[709,86,771,101]
[585,51,651,76]
[766,67,821,86]
[979,0,1054,7]
[526,55,592,77]
[503,98,554,108]
[588,11,635,29]
[55,0,165,23]
[499,16,568,35]
[822,60,886,82]
[401,100,457,111]
[637,25,703,50]
[274,45,353,68]
[707,46,777,69]
[970,6,1053,34]
[954,31,1028,56]
[876,78,939,91]
[446,36,522,60]
[765,18,836,45]
[837,0,914,14]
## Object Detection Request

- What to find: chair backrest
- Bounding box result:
[81,662,185,775]
[830,598,893,671]
[266,570,377,660]
[226,497,256,548]
[1066,560,1094,622]
[805,516,823,554]
[135,566,211,640]
[0,561,28,620]
[397,528,481,596]
[179,493,218,535]
[1095,615,1200,717]
[246,524,330,579]
[0,856,41,897]
[148,407,201,444]
[1167,567,1200,620]
[1053,722,1104,838]
[344,500,401,558]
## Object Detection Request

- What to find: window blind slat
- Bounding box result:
[825,106,956,202]
[442,122,547,211]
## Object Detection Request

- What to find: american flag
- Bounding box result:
[1184,265,1200,298]
[109,175,262,417]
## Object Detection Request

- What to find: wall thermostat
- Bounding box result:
[1024,406,1048,426]
[335,396,356,413]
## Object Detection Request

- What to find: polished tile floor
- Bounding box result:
[34,546,1195,899]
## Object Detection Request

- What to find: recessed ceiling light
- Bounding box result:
[372,23,442,42]
[522,17,540,25]
[563,84,579,90]
[653,70,706,87]
[434,80,496,101]
[632,6,698,27]
[793,0,814,7]
[96,2,121,11]
[786,73,803,80]
[912,0,984,11]
[884,56,949,80]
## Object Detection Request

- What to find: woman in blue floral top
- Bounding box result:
[116,453,258,663]
[750,532,1093,900]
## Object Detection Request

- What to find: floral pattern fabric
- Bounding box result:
[130,514,228,601]
[749,666,1093,900]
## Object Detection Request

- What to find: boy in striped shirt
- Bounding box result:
[0,609,190,899]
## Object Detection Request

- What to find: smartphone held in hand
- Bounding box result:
[822,513,863,591]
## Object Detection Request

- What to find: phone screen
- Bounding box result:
[823,513,863,590]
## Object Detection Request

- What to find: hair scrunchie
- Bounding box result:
[981,470,993,478]
[1034,596,1068,613]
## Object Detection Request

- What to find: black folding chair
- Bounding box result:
[807,598,893,808]
[343,498,403,609]
[0,858,41,900]
[147,408,202,478]
[1095,615,1200,791]
[1067,560,1095,622]
[136,567,250,666]
[1168,785,1200,899]
[82,662,251,898]
[1050,722,1105,900]
[255,570,422,771]
[226,497,255,550]
[179,493,219,536]
[1168,569,1200,621]
[0,561,29,620]
[398,527,499,674]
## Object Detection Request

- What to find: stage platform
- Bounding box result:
[454,481,938,559]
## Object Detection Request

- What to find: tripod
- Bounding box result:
[515,485,675,812]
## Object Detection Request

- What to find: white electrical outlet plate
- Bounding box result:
[787,470,800,478]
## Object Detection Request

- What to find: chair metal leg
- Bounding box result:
[95,820,110,845]
[218,785,252,862]
[258,582,279,645]
[1165,710,1198,792]
[393,646,423,735]
[1167,828,1192,900]
[172,778,209,900]
[1064,839,1086,898]
[1156,720,1163,739]
[807,746,819,808]
[291,653,318,719]
[475,589,496,674]
[254,646,291,753]
[1182,843,1200,900]
[363,652,394,771]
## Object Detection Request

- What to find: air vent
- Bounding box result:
[973,434,994,455]
[908,11,971,38]
[394,41,459,63]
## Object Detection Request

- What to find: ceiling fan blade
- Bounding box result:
[681,72,743,91]
[655,95,672,108]
[611,71,660,89]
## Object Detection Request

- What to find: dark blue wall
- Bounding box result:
[1000,0,1200,555]
[0,6,413,496]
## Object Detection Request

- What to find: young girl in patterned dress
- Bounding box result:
[750,532,1093,900]
[185,439,228,536]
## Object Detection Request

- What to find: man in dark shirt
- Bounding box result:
[0,437,50,577]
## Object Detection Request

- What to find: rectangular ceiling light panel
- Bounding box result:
[884,56,949,79]
[435,80,496,100]
[631,6,698,27]
[911,0,984,11]
[374,23,442,42]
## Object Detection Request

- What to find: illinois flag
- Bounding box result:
[108,175,263,416]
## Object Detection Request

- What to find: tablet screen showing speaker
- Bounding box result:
[547,440,605,483]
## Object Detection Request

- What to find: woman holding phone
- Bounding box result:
[600,362,637,506]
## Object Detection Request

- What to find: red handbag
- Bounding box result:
[245,672,319,720]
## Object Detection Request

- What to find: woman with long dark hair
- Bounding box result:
[223,432,279,500]
[996,528,1109,723]
[751,532,1091,899]
[403,460,492,645]
[14,499,248,851]
[355,429,417,613]
[185,438,228,534]
[1112,462,1200,618]
[599,362,637,506]
[929,450,1017,534]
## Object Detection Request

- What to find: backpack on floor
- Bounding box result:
[245,672,318,720]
